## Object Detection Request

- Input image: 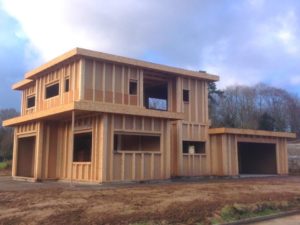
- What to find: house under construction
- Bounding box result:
[3,48,295,183]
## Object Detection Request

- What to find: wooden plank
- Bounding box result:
[209,127,296,139]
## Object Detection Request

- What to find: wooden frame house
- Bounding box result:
[3,48,295,183]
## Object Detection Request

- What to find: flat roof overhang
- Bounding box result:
[13,48,219,90]
[3,100,184,127]
[209,127,296,139]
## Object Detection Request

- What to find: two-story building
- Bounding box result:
[3,48,295,183]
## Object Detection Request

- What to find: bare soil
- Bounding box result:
[1,176,300,225]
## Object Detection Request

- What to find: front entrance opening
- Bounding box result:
[238,142,277,174]
[17,136,36,177]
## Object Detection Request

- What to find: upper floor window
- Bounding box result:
[183,89,189,103]
[27,96,35,108]
[45,83,59,99]
[129,80,137,95]
[64,77,70,92]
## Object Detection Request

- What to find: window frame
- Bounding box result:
[64,77,70,93]
[182,141,206,154]
[129,80,138,95]
[45,82,60,99]
[183,89,190,103]
[113,132,161,153]
[73,131,93,163]
[26,95,36,109]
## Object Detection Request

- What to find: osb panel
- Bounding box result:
[154,154,161,179]
[135,154,142,180]
[113,154,122,180]
[124,154,133,180]
[16,122,37,134]
[143,154,151,180]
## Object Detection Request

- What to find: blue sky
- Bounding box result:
[1,0,300,110]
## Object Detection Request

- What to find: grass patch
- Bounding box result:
[0,161,11,170]
[210,201,292,224]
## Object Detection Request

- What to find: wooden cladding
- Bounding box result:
[21,59,80,116]
[210,133,289,176]
[83,59,142,106]
[178,78,208,123]
[104,114,171,182]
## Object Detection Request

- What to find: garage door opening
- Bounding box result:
[238,142,277,174]
[17,136,36,177]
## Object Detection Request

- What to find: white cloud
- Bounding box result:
[2,0,300,92]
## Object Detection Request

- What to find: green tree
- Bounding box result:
[258,112,275,131]
[0,108,19,161]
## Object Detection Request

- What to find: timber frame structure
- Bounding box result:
[3,48,296,183]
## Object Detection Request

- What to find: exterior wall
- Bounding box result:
[21,84,36,115]
[14,113,171,183]
[171,76,210,177]
[102,114,171,182]
[81,58,177,112]
[54,114,103,182]
[210,133,289,176]
[20,59,81,116]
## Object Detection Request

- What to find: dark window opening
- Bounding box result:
[73,132,92,162]
[182,141,205,154]
[144,77,168,111]
[129,80,137,95]
[27,96,35,108]
[183,89,189,102]
[64,78,70,92]
[45,83,59,99]
[114,134,160,152]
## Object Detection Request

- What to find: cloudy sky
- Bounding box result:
[1,0,300,109]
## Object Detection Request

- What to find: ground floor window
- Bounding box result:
[114,133,160,152]
[182,141,205,154]
[73,132,92,162]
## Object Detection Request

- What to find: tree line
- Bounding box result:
[0,109,19,161]
[209,82,300,137]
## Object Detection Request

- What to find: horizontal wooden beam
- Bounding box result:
[74,100,184,120]
[3,100,183,126]
[3,103,74,126]
[209,127,296,139]
[12,79,34,90]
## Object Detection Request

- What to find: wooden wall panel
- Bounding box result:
[101,114,169,182]
[21,59,80,113]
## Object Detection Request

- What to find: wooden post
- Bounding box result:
[34,121,44,180]
[12,129,18,177]
[70,110,75,184]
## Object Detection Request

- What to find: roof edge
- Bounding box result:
[24,48,78,79]
[209,127,296,139]
[76,48,219,81]
[12,79,35,90]
[24,47,219,81]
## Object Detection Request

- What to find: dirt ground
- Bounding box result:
[1,176,300,225]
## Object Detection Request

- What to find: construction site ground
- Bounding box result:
[1,174,300,225]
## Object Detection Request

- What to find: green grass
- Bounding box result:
[210,202,286,224]
[0,161,10,170]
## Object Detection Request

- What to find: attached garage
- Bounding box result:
[238,142,277,174]
[209,128,296,176]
